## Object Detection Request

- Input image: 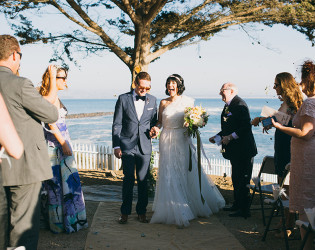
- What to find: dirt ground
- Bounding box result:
[37,170,301,250]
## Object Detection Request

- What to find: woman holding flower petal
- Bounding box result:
[150,74,225,227]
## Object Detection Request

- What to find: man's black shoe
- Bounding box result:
[228,210,251,219]
[223,205,239,212]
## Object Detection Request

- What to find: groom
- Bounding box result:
[210,82,257,218]
[112,72,158,224]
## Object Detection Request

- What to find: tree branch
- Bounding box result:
[145,0,168,25]
[151,0,213,46]
[54,0,132,67]
[148,5,271,63]
[121,0,141,25]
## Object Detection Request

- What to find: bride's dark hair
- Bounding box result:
[165,74,185,96]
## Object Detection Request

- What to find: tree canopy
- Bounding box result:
[1,0,314,85]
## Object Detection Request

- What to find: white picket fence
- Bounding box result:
[72,143,278,183]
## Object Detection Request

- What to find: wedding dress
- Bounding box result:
[150,95,225,227]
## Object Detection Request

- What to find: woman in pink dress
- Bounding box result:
[272,60,315,249]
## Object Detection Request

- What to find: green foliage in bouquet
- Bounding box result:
[147,152,157,197]
[184,106,209,138]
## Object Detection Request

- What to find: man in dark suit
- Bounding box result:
[0,35,59,249]
[210,82,257,218]
[112,72,158,224]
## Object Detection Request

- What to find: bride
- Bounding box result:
[150,74,225,227]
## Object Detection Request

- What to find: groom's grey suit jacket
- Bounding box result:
[0,66,58,186]
[112,91,158,155]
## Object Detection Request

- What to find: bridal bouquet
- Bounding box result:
[184,105,209,138]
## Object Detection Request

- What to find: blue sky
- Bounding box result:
[1,14,314,99]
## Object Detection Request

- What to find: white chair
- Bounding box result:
[261,164,292,250]
[248,156,283,225]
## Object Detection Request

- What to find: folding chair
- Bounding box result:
[262,164,292,250]
[248,156,278,225]
[296,220,315,250]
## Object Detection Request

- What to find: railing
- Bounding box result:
[73,144,121,171]
[72,143,278,183]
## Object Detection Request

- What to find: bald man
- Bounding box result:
[210,83,257,218]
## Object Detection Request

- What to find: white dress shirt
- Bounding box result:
[133,90,145,120]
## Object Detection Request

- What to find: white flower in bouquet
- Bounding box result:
[183,105,209,138]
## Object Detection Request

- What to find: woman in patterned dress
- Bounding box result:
[272,61,315,249]
[39,65,88,233]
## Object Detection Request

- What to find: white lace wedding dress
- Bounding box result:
[150,95,225,227]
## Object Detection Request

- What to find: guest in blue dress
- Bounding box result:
[39,65,88,233]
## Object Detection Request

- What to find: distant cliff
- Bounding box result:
[66,112,114,119]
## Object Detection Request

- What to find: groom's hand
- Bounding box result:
[150,126,159,138]
[114,148,122,159]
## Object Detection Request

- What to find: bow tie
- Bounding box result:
[136,95,146,101]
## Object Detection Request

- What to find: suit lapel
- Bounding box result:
[127,92,139,121]
[140,95,150,122]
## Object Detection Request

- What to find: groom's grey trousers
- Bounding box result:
[121,143,151,215]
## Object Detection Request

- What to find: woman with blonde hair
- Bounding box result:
[272,61,315,249]
[39,65,88,234]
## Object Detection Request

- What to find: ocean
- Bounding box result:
[63,98,282,163]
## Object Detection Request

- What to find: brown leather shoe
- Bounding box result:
[137,214,149,223]
[118,214,128,224]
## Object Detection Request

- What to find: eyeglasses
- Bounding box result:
[16,51,22,59]
[138,86,151,91]
[56,76,67,80]
[220,88,231,92]
[12,51,22,60]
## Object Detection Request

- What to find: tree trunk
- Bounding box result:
[130,23,151,90]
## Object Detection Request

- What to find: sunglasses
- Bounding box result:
[56,76,67,80]
[138,86,151,91]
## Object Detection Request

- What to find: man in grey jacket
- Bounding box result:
[0,35,58,250]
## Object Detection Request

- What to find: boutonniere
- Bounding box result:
[146,97,150,105]
[224,106,232,118]
[224,106,231,115]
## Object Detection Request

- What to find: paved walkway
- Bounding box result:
[83,185,245,250]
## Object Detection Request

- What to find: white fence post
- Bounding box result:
[71,143,283,183]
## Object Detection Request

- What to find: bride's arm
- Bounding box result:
[156,100,166,129]
[150,100,166,138]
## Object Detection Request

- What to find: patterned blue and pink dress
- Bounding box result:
[42,102,88,233]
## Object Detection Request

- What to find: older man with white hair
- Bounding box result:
[210,82,257,218]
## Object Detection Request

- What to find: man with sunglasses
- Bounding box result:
[0,35,58,249]
[112,72,158,224]
[209,82,257,219]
